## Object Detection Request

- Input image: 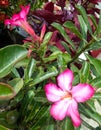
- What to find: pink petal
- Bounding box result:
[67,99,81,127]
[12,14,20,21]
[57,69,73,91]
[4,19,11,25]
[50,98,71,120]
[44,83,65,102]
[20,5,30,19]
[72,84,95,103]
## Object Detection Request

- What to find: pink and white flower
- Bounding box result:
[44,69,95,127]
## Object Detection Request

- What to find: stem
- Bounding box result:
[67,38,95,67]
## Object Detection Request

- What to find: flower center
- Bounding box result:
[61,91,72,99]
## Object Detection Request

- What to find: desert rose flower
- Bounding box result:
[45,69,95,127]
[4,5,39,40]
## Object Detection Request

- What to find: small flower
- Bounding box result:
[45,69,95,127]
[4,5,39,40]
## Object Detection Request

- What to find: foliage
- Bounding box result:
[0,0,101,130]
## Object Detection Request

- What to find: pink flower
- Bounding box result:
[45,69,95,127]
[4,5,39,40]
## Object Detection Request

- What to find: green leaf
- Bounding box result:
[0,125,9,130]
[80,104,101,125]
[80,62,90,83]
[88,39,101,50]
[63,21,84,40]
[51,22,75,49]
[25,58,36,81]
[89,14,97,30]
[86,54,101,75]
[93,93,101,99]
[29,67,58,86]
[0,82,15,100]
[41,124,54,130]
[8,78,23,94]
[0,45,27,78]
[33,90,47,103]
[62,117,74,130]
[90,76,101,89]
[76,5,92,34]
[78,15,87,40]
[43,51,62,63]
[61,41,71,54]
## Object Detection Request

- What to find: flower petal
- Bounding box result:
[20,5,30,19]
[4,19,12,25]
[57,69,73,91]
[67,99,81,127]
[44,83,65,102]
[72,84,95,102]
[50,98,71,120]
[12,14,20,21]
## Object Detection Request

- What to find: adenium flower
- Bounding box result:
[45,69,95,127]
[4,5,39,40]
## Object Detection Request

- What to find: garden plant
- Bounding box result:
[0,0,101,130]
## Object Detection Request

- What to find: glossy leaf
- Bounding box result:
[0,45,27,78]
[0,82,15,100]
